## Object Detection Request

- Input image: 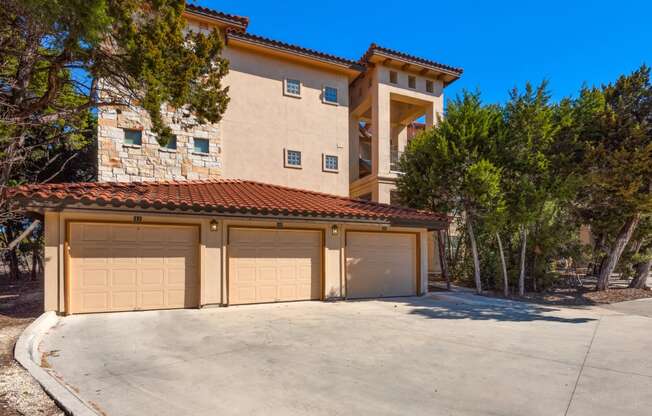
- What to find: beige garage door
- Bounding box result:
[228,228,322,305]
[346,232,417,299]
[68,222,199,314]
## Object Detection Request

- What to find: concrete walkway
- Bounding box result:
[39,295,652,416]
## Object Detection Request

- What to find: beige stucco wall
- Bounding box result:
[41,208,428,313]
[219,47,351,196]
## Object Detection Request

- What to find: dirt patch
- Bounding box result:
[482,286,652,307]
[0,281,63,416]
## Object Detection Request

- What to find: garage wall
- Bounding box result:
[42,208,429,313]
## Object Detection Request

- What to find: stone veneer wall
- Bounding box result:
[97,105,222,182]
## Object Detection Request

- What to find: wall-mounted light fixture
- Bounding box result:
[209,219,219,232]
[331,224,339,236]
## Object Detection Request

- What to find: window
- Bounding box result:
[323,154,339,172]
[408,75,416,89]
[193,138,209,154]
[284,78,301,97]
[285,149,302,168]
[323,86,338,105]
[389,71,398,84]
[123,129,142,146]
[161,135,177,150]
[426,80,434,93]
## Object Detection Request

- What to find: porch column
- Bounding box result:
[371,84,391,176]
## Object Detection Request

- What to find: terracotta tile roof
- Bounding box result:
[185,4,249,29]
[360,43,463,76]
[8,180,447,226]
[226,29,366,72]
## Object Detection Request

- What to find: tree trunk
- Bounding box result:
[31,241,38,281]
[437,230,450,290]
[467,220,482,294]
[496,232,509,297]
[519,227,527,296]
[596,213,641,291]
[629,259,651,289]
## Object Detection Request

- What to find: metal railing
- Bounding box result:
[390,149,403,172]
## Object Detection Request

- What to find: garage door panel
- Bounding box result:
[111,269,137,286]
[78,269,109,288]
[112,227,139,242]
[140,290,165,307]
[346,232,417,299]
[68,223,199,314]
[111,291,137,310]
[140,269,165,286]
[228,229,321,305]
[78,224,110,242]
[79,292,110,312]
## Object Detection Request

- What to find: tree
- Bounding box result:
[1,0,230,225]
[627,217,652,289]
[499,82,560,295]
[398,91,504,294]
[574,65,652,290]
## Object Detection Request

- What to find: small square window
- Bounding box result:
[162,135,177,150]
[408,75,416,89]
[285,149,302,168]
[285,79,301,97]
[426,80,434,93]
[123,129,142,146]
[323,86,338,104]
[389,71,398,84]
[193,138,209,154]
[323,154,339,172]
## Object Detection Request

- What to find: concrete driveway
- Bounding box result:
[40,294,652,416]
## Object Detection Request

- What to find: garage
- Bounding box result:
[228,228,322,305]
[67,222,199,314]
[345,231,418,299]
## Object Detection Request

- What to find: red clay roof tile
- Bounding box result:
[8,179,446,226]
[185,4,249,29]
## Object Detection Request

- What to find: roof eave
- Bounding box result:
[367,51,462,78]
[15,199,442,227]
[226,32,365,76]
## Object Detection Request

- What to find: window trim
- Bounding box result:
[123,128,143,147]
[322,154,339,173]
[284,148,302,169]
[284,78,302,98]
[322,86,338,105]
[192,137,210,155]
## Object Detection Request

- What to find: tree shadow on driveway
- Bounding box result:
[379,296,598,324]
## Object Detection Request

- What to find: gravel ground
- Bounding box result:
[0,282,63,416]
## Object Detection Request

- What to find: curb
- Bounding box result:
[14,312,98,416]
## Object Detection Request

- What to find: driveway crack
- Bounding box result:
[564,316,601,416]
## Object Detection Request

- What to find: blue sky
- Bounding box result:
[196,0,651,105]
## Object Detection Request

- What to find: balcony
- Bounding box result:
[390,149,403,172]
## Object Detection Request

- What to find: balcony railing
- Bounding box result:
[390,149,403,172]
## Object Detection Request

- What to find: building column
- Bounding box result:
[425,102,436,127]
[371,84,391,176]
[348,115,360,183]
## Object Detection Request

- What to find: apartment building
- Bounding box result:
[13,4,461,314]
